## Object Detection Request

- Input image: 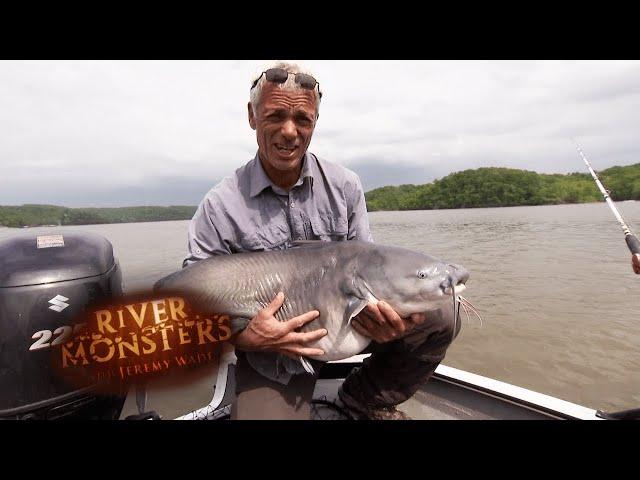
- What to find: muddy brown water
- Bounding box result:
[2,201,639,412]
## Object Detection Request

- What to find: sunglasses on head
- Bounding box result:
[251,68,322,99]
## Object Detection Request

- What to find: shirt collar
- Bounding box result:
[249,151,315,198]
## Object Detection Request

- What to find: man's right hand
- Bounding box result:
[633,253,640,274]
[231,292,327,359]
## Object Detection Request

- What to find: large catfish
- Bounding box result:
[154,241,470,372]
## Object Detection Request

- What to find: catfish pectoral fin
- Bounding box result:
[345,296,369,326]
[299,356,316,375]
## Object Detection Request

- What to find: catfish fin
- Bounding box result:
[345,296,369,327]
[299,356,316,375]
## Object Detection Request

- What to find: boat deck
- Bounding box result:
[311,357,600,420]
[119,352,602,420]
[311,378,550,420]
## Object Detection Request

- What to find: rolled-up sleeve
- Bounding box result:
[182,195,232,268]
[346,174,374,242]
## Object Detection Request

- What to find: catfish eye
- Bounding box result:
[417,270,428,279]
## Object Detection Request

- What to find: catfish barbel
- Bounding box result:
[154,241,471,370]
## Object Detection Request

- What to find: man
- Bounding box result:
[183,61,459,419]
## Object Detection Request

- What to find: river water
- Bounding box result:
[2,202,639,412]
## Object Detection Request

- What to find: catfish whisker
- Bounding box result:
[450,276,458,343]
[459,298,482,325]
[459,300,472,326]
[458,295,479,313]
[461,300,482,323]
[457,295,483,327]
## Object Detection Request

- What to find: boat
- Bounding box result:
[118,345,626,420]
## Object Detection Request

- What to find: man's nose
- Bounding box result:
[281,119,297,140]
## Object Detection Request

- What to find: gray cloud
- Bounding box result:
[1,60,639,206]
[1,173,221,208]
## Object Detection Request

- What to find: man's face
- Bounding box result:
[248,82,318,173]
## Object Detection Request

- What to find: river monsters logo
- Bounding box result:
[36,295,231,392]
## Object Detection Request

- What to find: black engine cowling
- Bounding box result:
[0,231,125,419]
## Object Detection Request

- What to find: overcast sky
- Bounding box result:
[1,60,639,207]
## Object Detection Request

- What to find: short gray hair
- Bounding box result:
[249,61,322,115]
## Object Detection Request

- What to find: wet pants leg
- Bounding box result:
[340,305,461,408]
[230,353,319,420]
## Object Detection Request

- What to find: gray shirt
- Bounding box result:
[183,151,373,384]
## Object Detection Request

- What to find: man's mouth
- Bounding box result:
[274,144,298,156]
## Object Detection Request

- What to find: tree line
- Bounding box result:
[0,205,198,228]
[2,163,639,227]
[364,164,640,211]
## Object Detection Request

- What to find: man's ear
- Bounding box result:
[248,102,257,130]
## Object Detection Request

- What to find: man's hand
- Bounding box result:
[232,292,327,359]
[633,253,640,274]
[351,301,427,343]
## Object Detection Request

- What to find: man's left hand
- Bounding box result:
[352,301,427,343]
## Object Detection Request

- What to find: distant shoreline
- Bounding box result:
[364,165,639,212]
[0,205,198,229]
[2,164,638,227]
[1,200,632,229]
[0,218,193,229]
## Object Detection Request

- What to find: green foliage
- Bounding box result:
[0,204,68,228]
[2,163,639,225]
[61,206,198,225]
[599,164,640,201]
[0,205,197,228]
[365,164,640,211]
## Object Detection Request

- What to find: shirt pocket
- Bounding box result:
[234,231,264,253]
[309,213,348,242]
[255,222,291,250]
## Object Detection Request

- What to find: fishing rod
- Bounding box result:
[573,140,640,256]
[575,141,640,420]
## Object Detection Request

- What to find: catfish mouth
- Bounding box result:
[417,280,466,305]
[440,265,470,297]
[442,283,466,296]
[443,275,468,342]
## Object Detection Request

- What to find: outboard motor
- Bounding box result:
[0,231,125,420]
